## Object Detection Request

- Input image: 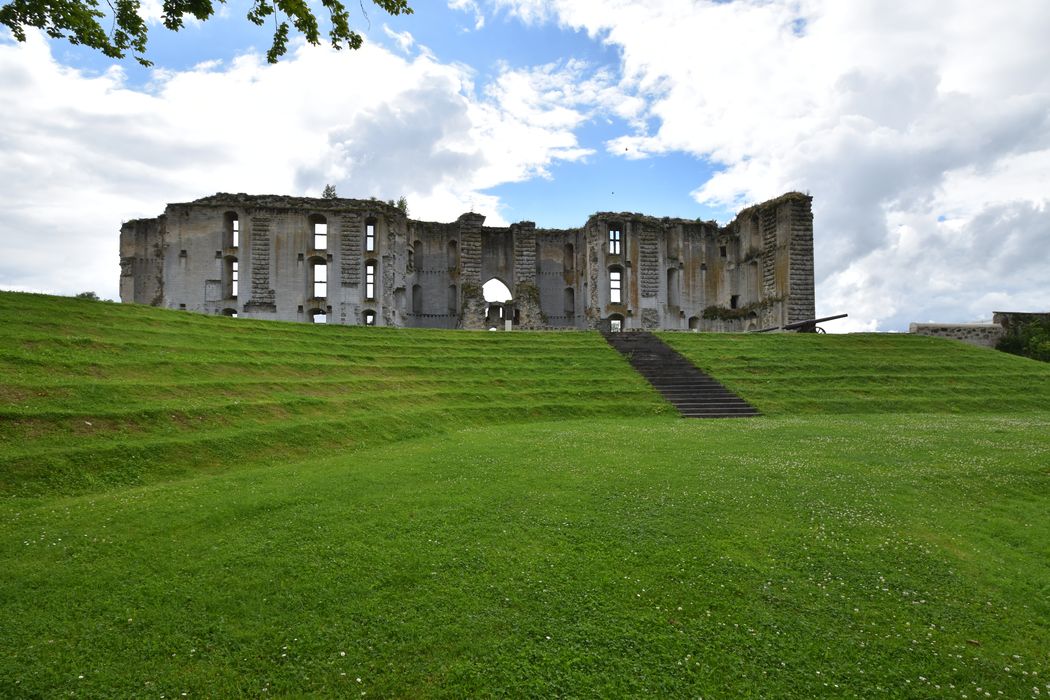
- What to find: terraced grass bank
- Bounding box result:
[2,293,1049,697]
[0,293,669,496]
[660,331,1050,415]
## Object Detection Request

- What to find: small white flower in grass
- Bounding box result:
[356,677,362,683]
[340,651,346,657]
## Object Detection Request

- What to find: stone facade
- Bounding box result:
[120,192,816,331]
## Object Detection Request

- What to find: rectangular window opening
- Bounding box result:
[610,270,622,304]
[366,223,376,252]
[231,260,239,298]
[365,263,376,300]
[313,262,327,298]
[609,229,621,255]
[314,222,328,251]
[232,219,239,248]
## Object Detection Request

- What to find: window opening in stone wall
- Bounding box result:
[447,240,458,270]
[730,294,740,309]
[409,240,420,271]
[311,309,327,324]
[564,243,574,271]
[310,215,327,250]
[688,316,700,330]
[365,218,377,252]
[313,262,327,298]
[363,310,376,326]
[720,245,727,258]
[564,287,575,315]
[609,268,623,304]
[224,212,239,248]
[365,261,376,300]
[412,284,422,314]
[222,308,237,318]
[609,313,624,332]
[609,227,622,255]
[448,284,457,314]
[231,259,239,298]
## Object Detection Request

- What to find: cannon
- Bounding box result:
[754,313,848,333]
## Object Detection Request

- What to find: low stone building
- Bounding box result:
[120,191,816,331]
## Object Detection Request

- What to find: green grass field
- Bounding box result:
[2,292,1049,698]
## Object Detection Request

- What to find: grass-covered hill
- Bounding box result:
[1,292,1049,698]
[0,293,671,496]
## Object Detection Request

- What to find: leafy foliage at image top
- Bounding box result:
[0,0,412,66]
[997,317,1050,363]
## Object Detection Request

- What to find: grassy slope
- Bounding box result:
[0,293,669,496]
[659,331,1050,414]
[2,293,1050,697]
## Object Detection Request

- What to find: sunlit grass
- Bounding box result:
[1,293,1049,697]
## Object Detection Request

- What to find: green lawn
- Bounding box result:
[1,293,1049,698]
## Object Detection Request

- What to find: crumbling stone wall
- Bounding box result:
[908,323,1005,348]
[119,191,816,332]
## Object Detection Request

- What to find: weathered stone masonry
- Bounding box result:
[120,192,816,331]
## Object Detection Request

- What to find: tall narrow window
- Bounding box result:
[365,218,377,252]
[224,212,239,248]
[365,262,376,300]
[313,262,327,298]
[730,294,740,309]
[412,284,422,314]
[231,260,239,298]
[310,215,327,250]
[448,284,457,314]
[564,243,574,271]
[609,227,622,255]
[564,287,575,315]
[609,268,622,304]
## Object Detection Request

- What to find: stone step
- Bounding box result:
[603,331,759,420]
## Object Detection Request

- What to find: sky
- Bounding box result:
[1,0,1048,331]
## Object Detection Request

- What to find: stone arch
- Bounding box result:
[688,315,701,331]
[482,277,513,328]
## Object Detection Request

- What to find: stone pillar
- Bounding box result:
[244,213,276,312]
[786,195,815,323]
[457,213,486,329]
[512,221,543,328]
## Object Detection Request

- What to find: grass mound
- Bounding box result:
[661,331,1050,414]
[0,293,669,496]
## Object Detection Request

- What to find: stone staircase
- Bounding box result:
[603,331,760,419]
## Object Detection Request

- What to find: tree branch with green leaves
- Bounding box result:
[0,0,412,66]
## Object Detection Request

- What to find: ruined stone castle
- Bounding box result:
[120,192,815,331]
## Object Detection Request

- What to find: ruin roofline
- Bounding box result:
[145,191,811,234]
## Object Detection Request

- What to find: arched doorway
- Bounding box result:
[482,278,513,330]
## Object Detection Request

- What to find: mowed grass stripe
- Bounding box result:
[660,331,1050,414]
[0,292,672,495]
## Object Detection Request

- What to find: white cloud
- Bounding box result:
[0,32,601,298]
[381,24,414,52]
[487,0,1050,330]
[448,0,487,30]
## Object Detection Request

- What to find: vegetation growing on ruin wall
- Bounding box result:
[997,316,1050,362]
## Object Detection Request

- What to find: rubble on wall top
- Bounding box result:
[183,192,404,213]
